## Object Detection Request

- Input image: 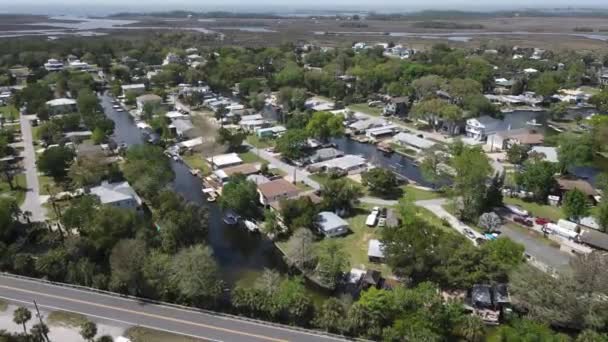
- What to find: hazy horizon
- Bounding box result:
[3,1,608,16]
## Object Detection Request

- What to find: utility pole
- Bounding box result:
[33,300,51,342]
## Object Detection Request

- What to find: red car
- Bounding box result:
[534,217,551,226]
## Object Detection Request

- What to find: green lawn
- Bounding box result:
[181,153,210,176]
[0,173,27,205]
[38,175,65,196]
[0,105,19,122]
[504,197,564,221]
[402,185,443,201]
[246,134,273,149]
[47,311,88,327]
[347,103,383,117]
[238,151,264,164]
[126,327,204,342]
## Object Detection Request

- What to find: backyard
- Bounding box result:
[0,173,27,205]
[347,103,383,117]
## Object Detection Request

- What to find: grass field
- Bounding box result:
[0,105,19,122]
[238,150,264,164]
[47,311,88,327]
[126,327,204,342]
[504,197,564,221]
[347,103,383,117]
[181,154,210,175]
[38,175,65,196]
[402,185,443,201]
[246,134,273,149]
[0,173,27,205]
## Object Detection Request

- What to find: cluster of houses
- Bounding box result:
[43,55,96,72]
[352,42,417,60]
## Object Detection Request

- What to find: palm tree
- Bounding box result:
[80,320,98,342]
[456,315,485,342]
[13,306,32,334]
[30,322,50,342]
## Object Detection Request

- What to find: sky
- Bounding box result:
[4,0,608,16]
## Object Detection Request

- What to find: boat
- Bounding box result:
[207,194,217,202]
[116,108,124,112]
[223,213,240,225]
[376,142,394,154]
[243,220,259,233]
[112,105,120,109]
[526,119,542,127]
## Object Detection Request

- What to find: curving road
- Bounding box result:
[0,274,349,342]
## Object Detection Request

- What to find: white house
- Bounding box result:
[162,53,181,65]
[121,84,146,96]
[44,59,64,71]
[465,115,503,141]
[46,98,78,115]
[309,155,368,175]
[207,152,242,169]
[168,118,195,138]
[90,181,142,211]
[392,132,436,150]
[316,212,350,237]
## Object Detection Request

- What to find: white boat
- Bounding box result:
[207,194,217,202]
[112,105,120,109]
[526,119,542,127]
[243,220,259,232]
[116,108,124,112]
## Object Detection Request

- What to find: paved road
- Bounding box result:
[0,275,348,342]
[415,199,485,244]
[18,114,47,222]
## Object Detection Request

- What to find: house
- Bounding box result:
[247,174,271,185]
[468,284,500,324]
[165,111,189,120]
[90,181,142,211]
[598,67,608,87]
[67,60,92,71]
[349,118,386,134]
[136,94,162,113]
[392,132,436,150]
[360,270,382,289]
[213,163,260,183]
[256,125,287,138]
[9,67,31,84]
[556,177,597,199]
[0,91,12,106]
[44,59,64,71]
[121,84,146,96]
[529,146,558,163]
[524,68,539,74]
[382,97,410,116]
[308,147,344,163]
[367,239,385,263]
[240,119,269,132]
[309,155,369,175]
[365,125,399,141]
[316,211,350,237]
[46,98,77,115]
[486,129,544,151]
[207,152,242,169]
[257,179,300,206]
[465,116,503,141]
[162,53,181,65]
[305,97,335,111]
[168,118,195,139]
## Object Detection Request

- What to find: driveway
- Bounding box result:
[246,145,321,190]
[19,114,47,222]
[415,198,484,244]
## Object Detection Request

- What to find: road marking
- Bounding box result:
[0,295,223,342]
[0,285,287,342]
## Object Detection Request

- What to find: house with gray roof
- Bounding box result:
[367,239,385,262]
[90,181,142,212]
[316,211,350,237]
[308,147,344,163]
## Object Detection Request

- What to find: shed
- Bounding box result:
[367,239,385,262]
[316,212,350,237]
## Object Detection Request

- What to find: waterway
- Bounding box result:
[99,93,285,286]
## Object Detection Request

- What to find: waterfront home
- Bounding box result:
[136,94,162,113]
[316,211,350,237]
[392,132,436,150]
[308,147,344,163]
[207,152,243,169]
[46,98,77,115]
[528,146,559,163]
[305,97,335,111]
[349,118,386,134]
[247,174,271,185]
[257,179,300,206]
[256,125,287,138]
[121,84,146,96]
[168,118,196,139]
[213,163,260,184]
[486,128,544,151]
[365,125,399,141]
[465,116,503,141]
[240,119,269,132]
[309,155,369,175]
[382,96,410,116]
[90,181,142,212]
[44,58,64,71]
[367,239,385,263]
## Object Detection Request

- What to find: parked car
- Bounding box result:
[513,215,534,227]
[463,228,476,239]
[377,218,386,227]
[505,204,529,217]
[535,217,551,226]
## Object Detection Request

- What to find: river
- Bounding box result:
[99,93,285,285]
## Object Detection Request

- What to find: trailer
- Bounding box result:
[544,223,579,240]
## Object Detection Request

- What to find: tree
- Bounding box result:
[557,133,593,173]
[516,160,557,202]
[549,101,570,120]
[361,168,399,196]
[315,240,348,288]
[217,127,246,152]
[411,75,447,100]
[590,89,608,113]
[37,146,75,180]
[485,172,505,210]
[13,307,32,334]
[454,315,485,342]
[463,94,498,117]
[68,156,106,188]
[154,191,208,254]
[314,298,347,333]
[493,318,566,341]
[419,149,446,187]
[506,143,529,165]
[79,321,97,342]
[109,239,147,295]
[30,322,50,342]
[478,212,501,233]
[596,198,608,233]
[123,145,174,199]
[530,72,561,97]
[284,228,316,271]
[91,127,106,144]
[170,244,223,306]
[219,174,259,218]
[274,128,308,161]
[279,197,317,231]
[576,330,608,342]
[320,178,363,215]
[563,189,589,222]
[261,209,281,239]
[305,111,344,142]
[451,146,492,221]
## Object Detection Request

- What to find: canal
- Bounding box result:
[99,93,285,285]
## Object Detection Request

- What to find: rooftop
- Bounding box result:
[367,239,385,259]
[316,211,349,233]
[257,178,299,199]
[578,229,608,251]
[90,181,142,206]
[529,146,558,163]
[214,163,259,180]
[556,177,597,197]
[46,98,76,106]
[207,152,242,168]
[310,154,367,171]
[393,132,436,150]
[136,94,162,102]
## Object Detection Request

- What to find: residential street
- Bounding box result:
[19,114,47,222]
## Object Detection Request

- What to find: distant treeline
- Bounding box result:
[412,21,484,29]
[367,9,608,20]
[109,11,286,19]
